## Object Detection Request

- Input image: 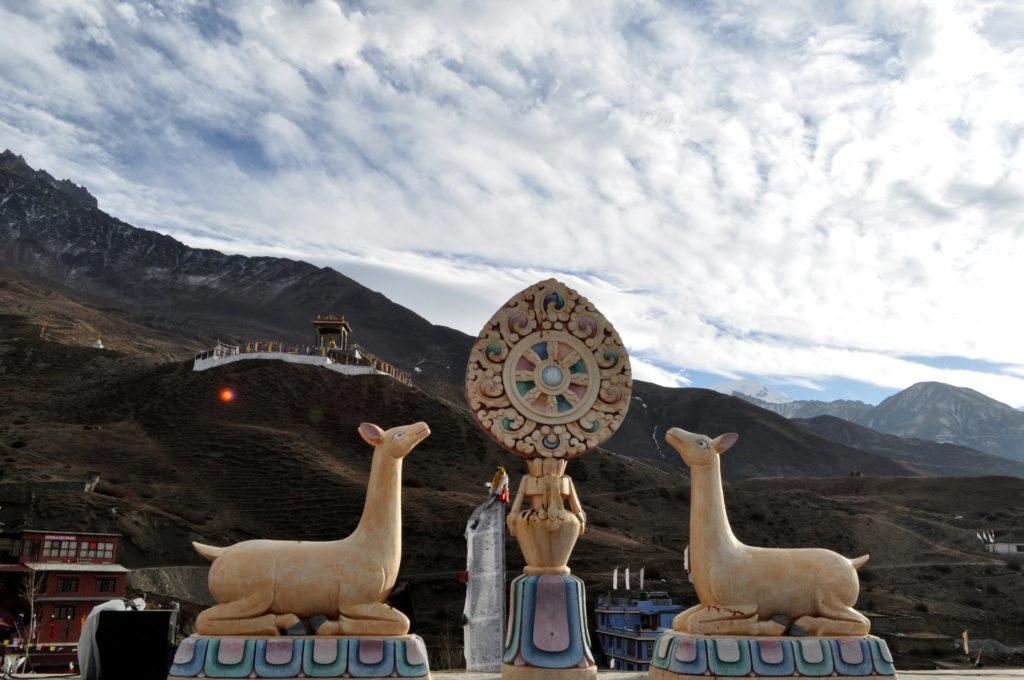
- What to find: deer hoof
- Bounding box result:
[275,614,302,632]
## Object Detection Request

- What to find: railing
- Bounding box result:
[193,342,413,386]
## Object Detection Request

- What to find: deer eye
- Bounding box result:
[393,432,405,440]
[696,440,708,448]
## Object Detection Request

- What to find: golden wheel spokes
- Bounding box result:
[561,349,582,368]
[547,339,560,363]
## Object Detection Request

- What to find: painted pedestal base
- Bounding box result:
[502,573,596,680]
[167,634,431,679]
[649,631,897,680]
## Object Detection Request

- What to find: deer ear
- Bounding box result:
[358,423,385,446]
[712,433,739,454]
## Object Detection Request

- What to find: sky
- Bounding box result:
[2,0,1024,405]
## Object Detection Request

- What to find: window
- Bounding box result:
[42,539,77,558]
[96,577,117,593]
[79,540,115,559]
[1016,545,1024,553]
[56,577,79,593]
[52,605,75,620]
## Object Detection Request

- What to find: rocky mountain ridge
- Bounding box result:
[795,415,1024,478]
[741,393,875,422]
[735,381,1024,463]
[0,150,470,383]
[1,150,98,209]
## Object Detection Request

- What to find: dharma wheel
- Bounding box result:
[465,278,632,459]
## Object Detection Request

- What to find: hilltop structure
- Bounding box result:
[313,314,352,354]
[193,315,411,385]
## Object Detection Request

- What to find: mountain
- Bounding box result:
[0,150,917,480]
[710,378,793,404]
[861,382,1024,462]
[742,394,875,422]
[0,151,97,209]
[795,415,1024,478]
[0,267,196,360]
[606,382,911,479]
[0,149,469,384]
[740,381,1024,465]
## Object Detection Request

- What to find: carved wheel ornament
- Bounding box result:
[466,279,632,459]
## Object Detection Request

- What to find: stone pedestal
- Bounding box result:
[501,573,596,680]
[167,634,430,679]
[649,631,897,680]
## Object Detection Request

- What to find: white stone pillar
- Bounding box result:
[463,470,509,671]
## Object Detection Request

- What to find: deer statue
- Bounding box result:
[666,427,870,637]
[192,421,430,636]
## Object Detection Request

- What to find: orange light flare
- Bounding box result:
[218,387,236,403]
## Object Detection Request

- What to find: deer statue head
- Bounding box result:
[665,427,738,468]
[358,421,431,459]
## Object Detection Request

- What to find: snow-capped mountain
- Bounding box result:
[709,379,794,404]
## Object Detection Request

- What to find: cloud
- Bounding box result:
[2,0,1024,405]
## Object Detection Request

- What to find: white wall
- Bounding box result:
[193,352,383,377]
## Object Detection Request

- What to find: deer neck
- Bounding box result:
[351,449,403,558]
[689,459,741,559]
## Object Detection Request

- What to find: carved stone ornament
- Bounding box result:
[466,278,632,459]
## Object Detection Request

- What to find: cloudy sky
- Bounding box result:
[2,0,1024,405]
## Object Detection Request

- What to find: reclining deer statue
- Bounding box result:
[192,421,430,636]
[666,427,870,637]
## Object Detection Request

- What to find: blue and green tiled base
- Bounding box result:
[502,573,596,680]
[167,634,430,679]
[649,631,897,680]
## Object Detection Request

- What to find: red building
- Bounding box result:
[0,530,128,668]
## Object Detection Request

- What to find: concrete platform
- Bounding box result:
[434,671,1024,680]
[12,669,1024,679]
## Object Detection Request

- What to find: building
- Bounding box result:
[313,313,353,354]
[192,315,412,386]
[0,529,128,669]
[595,590,685,671]
[977,530,1024,555]
[983,542,1024,555]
